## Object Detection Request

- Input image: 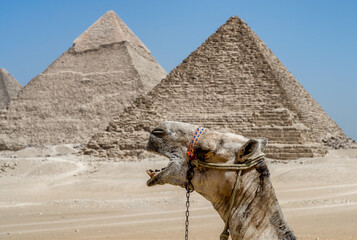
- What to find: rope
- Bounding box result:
[192,154,265,171]
[184,126,265,240]
[192,153,265,240]
[220,169,242,240]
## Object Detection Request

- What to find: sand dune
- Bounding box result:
[0,147,356,240]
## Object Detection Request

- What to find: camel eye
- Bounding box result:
[151,128,165,138]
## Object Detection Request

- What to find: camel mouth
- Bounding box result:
[146,167,167,186]
[145,151,171,187]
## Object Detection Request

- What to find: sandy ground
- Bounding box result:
[0,145,357,240]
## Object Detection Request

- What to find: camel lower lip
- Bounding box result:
[145,150,172,186]
[146,177,157,186]
[146,173,160,186]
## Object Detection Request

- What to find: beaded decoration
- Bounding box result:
[187,126,207,160]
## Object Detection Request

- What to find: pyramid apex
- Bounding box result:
[0,68,21,85]
[226,16,246,24]
[102,10,117,17]
[73,10,149,52]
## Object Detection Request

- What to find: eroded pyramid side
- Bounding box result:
[84,16,354,160]
[0,68,23,109]
[0,11,166,150]
[247,28,350,148]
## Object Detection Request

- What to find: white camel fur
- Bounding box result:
[146,121,297,240]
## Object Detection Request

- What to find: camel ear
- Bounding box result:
[237,138,268,162]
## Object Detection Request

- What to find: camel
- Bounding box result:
[146,121,297,240]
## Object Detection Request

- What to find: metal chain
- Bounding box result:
[185,158,195,240]
[183,126,264,240]
[184,126,206,240]
[185,189,192,240]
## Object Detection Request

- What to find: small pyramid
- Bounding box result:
[84,16,354,160]
[0,11,166,150]
[0,68,22,109]
[73,10,149,53]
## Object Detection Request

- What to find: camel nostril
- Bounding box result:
[151,128,165,137]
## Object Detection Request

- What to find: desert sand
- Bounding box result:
[0,146,356,240]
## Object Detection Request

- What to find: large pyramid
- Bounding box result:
[0,68,23,109]
[84,16,354,160]
[0,11,166,150]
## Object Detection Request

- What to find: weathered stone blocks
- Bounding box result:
[84,16,355,160]
[0,11,166,150]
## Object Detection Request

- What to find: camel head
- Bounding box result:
[145,121,297,240]
[145,121,267,189]
[146,121,196,187]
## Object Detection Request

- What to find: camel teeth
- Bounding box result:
[146,169,158,178]
[146,167,166,178]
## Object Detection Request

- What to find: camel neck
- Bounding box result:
[195,162,296,240]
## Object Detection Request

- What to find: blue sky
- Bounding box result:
[0,0,356,141]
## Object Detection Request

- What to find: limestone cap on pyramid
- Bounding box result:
[73,10,150,53]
